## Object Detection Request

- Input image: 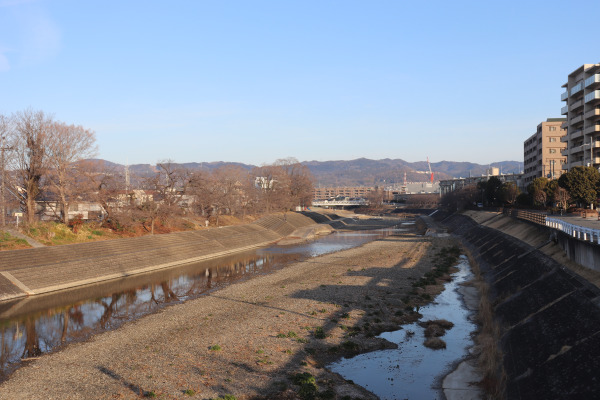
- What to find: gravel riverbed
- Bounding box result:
[0,230,454,399]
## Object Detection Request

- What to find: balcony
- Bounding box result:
[561,148,569,156]
[585,90,600,103]
[561,135,569,143]
[585,74,600,88]
[561,121,568,129]
[570,98,584,111]
[584,108,600,121]
[584,124,600,135]
[561,90,569,101]
[570,128,584,140]
[570,144,585,155]
[561,105,569,115]
[571,82,584,96]
[570,114,584,125]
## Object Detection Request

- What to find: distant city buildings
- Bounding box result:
[439,172,522,197]
[523,118,566,185]
[312,183,439,201]
[560,63,600,171]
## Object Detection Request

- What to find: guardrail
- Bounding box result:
[546,217,600,244]
[503,209,547,225]
[312,200,368,206]
[502,208,600,245]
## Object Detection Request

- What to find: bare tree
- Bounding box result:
[8,109,54,225]
[139,161,191,233]
[211,165,247,224]
[45,122,97,223]
[0,114,13,226]
[84,161,131,228]
[252,164,287,214]
[189,170,215,222]
[274,158,314,211]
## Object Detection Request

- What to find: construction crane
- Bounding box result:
[427,157,434,184]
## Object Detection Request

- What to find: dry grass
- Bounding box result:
[465,248,506,400]
[421,319,454,338]
[423,337,447,349]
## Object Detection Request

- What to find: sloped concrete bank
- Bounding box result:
[0,213,345,302]
[441,213,600,399]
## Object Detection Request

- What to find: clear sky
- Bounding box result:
[1,0,599,166]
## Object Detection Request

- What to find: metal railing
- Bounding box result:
[546,217,600,244]
[503,208,600,245]
[503,209,547,225]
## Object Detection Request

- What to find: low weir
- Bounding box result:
[441,213,600,399]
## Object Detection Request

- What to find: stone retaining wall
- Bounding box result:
[442,214,600,399]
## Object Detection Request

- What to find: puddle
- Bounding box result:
[0,227,405,381]
[329,256,476,400]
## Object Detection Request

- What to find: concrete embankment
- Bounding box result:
[441,212,600,399]
[0,213,340,302]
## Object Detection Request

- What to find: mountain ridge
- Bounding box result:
[90,158,523,187]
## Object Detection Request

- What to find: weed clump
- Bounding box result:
[424,337,447,349]
[209,344,222,351]
[313,327,327,339]
[421,319,454,338]
[292,372,318,399]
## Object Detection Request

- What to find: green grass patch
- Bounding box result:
[313,327,327,339]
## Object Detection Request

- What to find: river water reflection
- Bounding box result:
[329,255,476,399]
[0,228,402,380]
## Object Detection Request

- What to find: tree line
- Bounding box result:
[0,109,314,231]
[442,166,600,212]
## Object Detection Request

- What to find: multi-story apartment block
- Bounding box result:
[523,118,566,185]
[313,186,375,200]
[561,63,600,170]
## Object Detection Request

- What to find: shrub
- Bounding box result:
[313,327,327,339]
[209,344,222,351]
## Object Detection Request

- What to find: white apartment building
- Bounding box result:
[560,63,600,170]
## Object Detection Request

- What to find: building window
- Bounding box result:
[549,126,557,131]
[549,137,557,142]
[549,149,556,154]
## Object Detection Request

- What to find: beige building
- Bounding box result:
[560,63,600,170]
[523,118,567,185]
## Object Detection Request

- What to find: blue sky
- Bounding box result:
[1,0,599,166]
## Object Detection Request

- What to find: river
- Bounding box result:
[0,228,403,381]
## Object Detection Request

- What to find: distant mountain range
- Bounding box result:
[91,158,523,187]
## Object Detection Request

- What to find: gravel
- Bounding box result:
[0,228,452,399]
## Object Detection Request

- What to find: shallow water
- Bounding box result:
[329,256,476,400]
[0,227,405,380]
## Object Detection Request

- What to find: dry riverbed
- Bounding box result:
[0,230,458,399]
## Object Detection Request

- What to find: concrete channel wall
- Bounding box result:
[0,213,326,302]
[441,213,600,399]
